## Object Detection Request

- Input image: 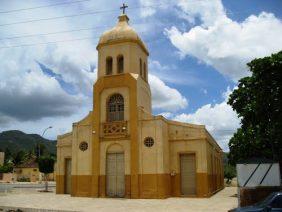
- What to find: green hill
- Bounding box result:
[0,130,56,155]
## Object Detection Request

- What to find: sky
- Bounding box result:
[0,0,282,151]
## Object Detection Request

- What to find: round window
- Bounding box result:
[144,137,154,147]
[79,141,88,151]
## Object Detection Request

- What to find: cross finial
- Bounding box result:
[120,3,128,14]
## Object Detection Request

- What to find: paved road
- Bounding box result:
[0,182,55,193]
[0,186,238,212]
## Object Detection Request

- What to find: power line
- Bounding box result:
[0,36,98,49]
[0,8,117,27]
[0,26,108,41]
[0,18,162,41]
[0,33,167,49]
[0,4,165,27]
[0,0,92,14]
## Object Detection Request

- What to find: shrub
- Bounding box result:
[0,164,13,173]
[18,176,30,182]
[224,164,236,184]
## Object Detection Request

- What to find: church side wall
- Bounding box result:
[206,135,224,195]
[168,123,210,197]
[56,133,72,194]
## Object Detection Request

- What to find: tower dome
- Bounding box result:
[97,14,149,55]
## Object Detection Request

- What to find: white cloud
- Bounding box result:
[0,0,100,130]
[149,74,188,111]
[165,0,282,80]
[138,0,170,17]
[0,70,88,121]
[149,60,203,86]
[0,1,191,138]
[174,87,240,151]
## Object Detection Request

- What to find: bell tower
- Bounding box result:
[91,9,152,198]
[95,12,152,113]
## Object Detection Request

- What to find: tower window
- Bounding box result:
[106,57,113,75]
[143,62,146,81]
[117,55,124,73]
[139,58,142,77]
[107,94,124,121]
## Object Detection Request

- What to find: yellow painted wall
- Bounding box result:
[98,42,148,79]
[72,112,92,176]
[57,132,72,175]
[14,167,40,182]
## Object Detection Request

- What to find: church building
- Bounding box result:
[56,10,224,198]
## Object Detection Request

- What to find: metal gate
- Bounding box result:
[180,154,196,195]
[106,153,125,197]
[65,158,72,194]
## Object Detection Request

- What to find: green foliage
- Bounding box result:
[12,150,27,166]
[18,176,30,182]
[4,147,13,164]
[224,164,236,184]
[38,156,55,174]
[228,51,282,165]
[0,163,13,173]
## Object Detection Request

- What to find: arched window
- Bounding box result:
[106,57,113,75]
[107,94,124,121]
[139,58,142,77]
[143,62,146,81]
[117,55,124,73]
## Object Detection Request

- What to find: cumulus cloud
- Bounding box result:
[165,0,282,80]
[0,1,190,136]
[149,74,188,111]
[0,0,99,127]
[174,87,240,151]
[0,71,87,121]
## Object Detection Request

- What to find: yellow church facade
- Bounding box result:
[56,14,224,199]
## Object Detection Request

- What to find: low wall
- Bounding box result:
[240,186,282,207]
[0,173,14,182]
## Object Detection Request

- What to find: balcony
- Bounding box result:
[102,121,128,137]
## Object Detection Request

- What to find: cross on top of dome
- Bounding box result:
[120,3,128,14]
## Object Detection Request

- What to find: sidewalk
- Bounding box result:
[0,187,237,212]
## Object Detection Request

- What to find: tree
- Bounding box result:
[0,163,13,173]
[38,156,55,192]
[4,148,13,164]
[224,164,236,184]
[12,150,27,166]
[228,51,282,165]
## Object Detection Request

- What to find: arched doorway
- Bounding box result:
[106,144,125,197]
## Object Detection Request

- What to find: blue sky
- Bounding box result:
[0,0,282,151]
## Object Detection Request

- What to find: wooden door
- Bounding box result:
[106,153,125,197]
[180,154,196,195]
[65,158,72,194]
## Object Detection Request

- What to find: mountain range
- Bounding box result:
[0,130,56,155]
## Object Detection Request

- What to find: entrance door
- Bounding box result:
[65,158,72,194]
[180,154,196,195]
[106,153,125,197]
